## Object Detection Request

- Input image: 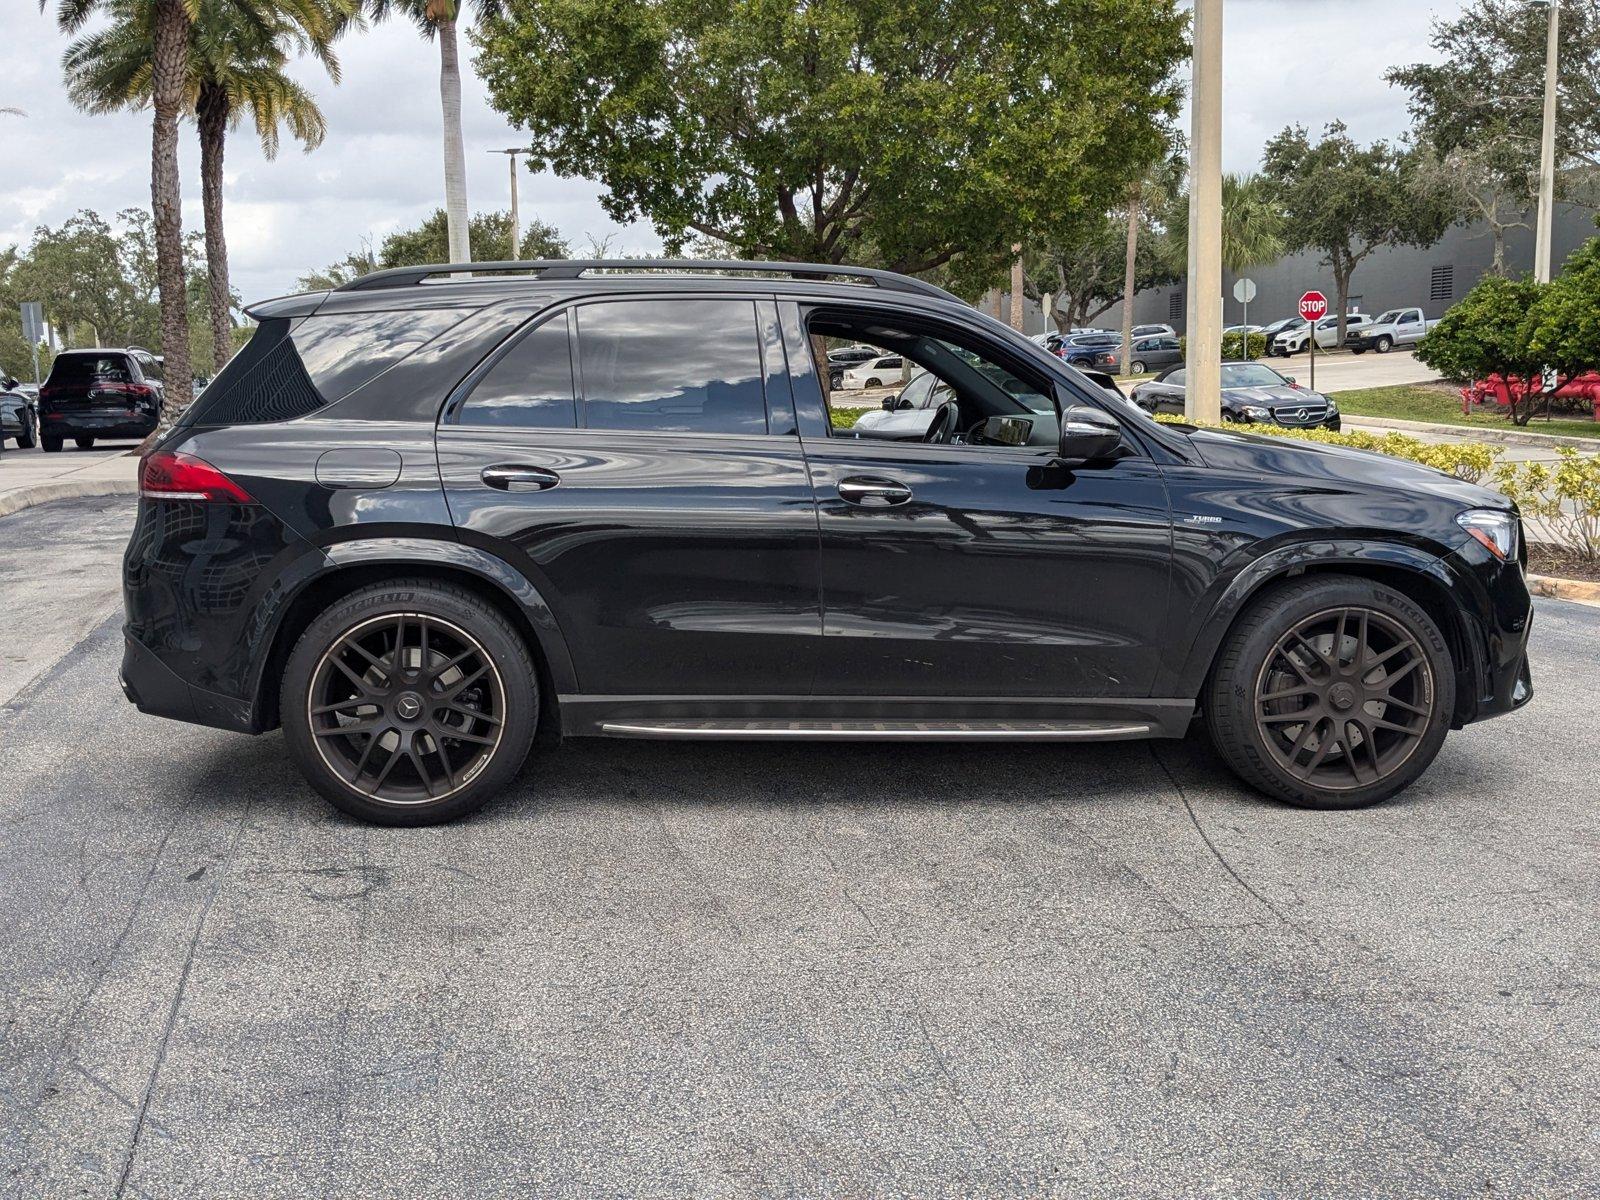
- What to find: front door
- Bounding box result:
[439,297,821,698]
[786,303,1174,699]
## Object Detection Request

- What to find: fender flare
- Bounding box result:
[246,536,580,727]
[1169,537,1460,698]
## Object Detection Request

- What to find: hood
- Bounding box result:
[1183,425,1511,511]
[1224,386,1327,407]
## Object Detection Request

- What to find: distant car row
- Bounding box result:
[1228,306,1439,357]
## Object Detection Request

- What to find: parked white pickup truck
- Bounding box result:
[1271,313,1370,355]
[1346,307,1439,354]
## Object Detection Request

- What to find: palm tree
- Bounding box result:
[47,0,346,415]
[365,0,501,265]
[1168,172,1287,274]
[65,0,340,371]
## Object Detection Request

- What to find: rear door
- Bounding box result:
[438,295,821,698]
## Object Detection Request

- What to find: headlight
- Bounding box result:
[1242,405,1272,420]
[1457,509,1520,561]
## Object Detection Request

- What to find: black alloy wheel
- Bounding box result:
[1207,576,1455,809]
[16,412,35,449]
[282,580,538,824]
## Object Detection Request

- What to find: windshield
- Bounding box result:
[1218,364,1287,388]
[1375,309,1407,324]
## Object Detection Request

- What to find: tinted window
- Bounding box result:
[132,351,163,381]
[577,299,767,434]
[290,308,465,403]
[47,354,133,385]
[1165,369,1187,386]
[898,373,935,408]
[459,313,576,428]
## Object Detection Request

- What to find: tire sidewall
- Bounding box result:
[1207,577,1457,810]
[281,582,539,826]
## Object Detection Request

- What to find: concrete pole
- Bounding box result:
[1534,0,1560,284]
[1010,245,1026,332]
[488,148,525,260]
[1184,0,1224,423]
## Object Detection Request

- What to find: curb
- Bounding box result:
[1527,572,1600,607]
[1346,414,1600,450]
[0,478,139,520]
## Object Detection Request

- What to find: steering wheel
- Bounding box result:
[923,400,959,444]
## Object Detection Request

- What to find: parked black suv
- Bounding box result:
[121,260,1533,825]
[38,347,163,451]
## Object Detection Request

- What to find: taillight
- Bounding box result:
[140,450,255,503]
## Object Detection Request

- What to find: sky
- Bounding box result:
[0,0,1466,304]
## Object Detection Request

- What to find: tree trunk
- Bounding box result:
[1490,224,1507,277]
[1009,244,1025,332]
[437,16,472,264]
[198,83,234,375]
[150,0,193,423]
[1121,184,1140,377]
[1333,263,1352,348]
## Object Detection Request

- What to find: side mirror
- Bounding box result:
[881,394,899,411]
[1057,405,1123,463]
[1284,376,1297,385]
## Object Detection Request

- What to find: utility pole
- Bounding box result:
[488,148,525,259]
[1533,0,1560,284]
[1185,0,1224,423]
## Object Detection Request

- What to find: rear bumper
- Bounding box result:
[40,411,157,439]
[120,632,258,734]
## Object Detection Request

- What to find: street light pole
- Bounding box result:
[488,148,524,259]
[1534,0,1560,284]
[1184,0,1224,423]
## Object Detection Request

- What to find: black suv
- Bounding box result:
[121,260,1533,825]
[38,347,164,450]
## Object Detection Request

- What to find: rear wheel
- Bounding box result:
[865,376,883,388]
[41,435,61,453]
[1206,575,1455,809]
[15,415,35,449]
[281,580,539,825]
[1131,360,1147,375]
[74,436,94,449]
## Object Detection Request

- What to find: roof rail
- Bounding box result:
[333,258,961,302]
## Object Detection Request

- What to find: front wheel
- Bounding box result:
[1374,335,1394,353]
[15,415,35,449]
[281,580,540,825]
[1205,575,1455,809]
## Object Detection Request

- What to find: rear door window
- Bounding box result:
[457,313,577,428]
[575,299,768,435]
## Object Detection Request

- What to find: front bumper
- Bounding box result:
[1440,540,1536,726]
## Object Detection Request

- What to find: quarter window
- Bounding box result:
[290,308,466,404]
[459,313,576,428]
[577,299,768,435]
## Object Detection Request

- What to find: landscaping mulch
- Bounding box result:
[1528,545,1600,584]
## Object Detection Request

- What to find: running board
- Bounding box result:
[598,719,1155,742]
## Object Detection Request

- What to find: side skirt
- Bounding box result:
[558,695,1196,742]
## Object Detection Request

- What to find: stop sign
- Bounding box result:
[1299,291,1329,321]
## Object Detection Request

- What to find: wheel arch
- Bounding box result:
[251,538,576,739]
[1177,542,1481,726]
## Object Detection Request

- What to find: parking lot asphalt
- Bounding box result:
[1,497,1597,1198]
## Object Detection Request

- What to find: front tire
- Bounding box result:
[1205,575,1455,810]
[1375,335,1394,353]
[281,579,540,825]
[15,415,35,449]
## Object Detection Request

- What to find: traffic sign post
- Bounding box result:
[1299,291,1328,392]
[1233,278,1257,358]
[19,302,44,387]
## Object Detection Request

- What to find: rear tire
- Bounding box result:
[1131,360,1147,375]
[281,579,540,826]
[865,376,882,388]
[15,416,35,449]
[1205,575,1455,810]
[41,435,61,453]
[74,436,94,449]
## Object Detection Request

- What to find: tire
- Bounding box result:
[281,579,540,826]
[1350,347,1366,356]
[1205,574,1456,810]
[1375,335,1394,354]
[15,415,35,449]
[74,436,95,449]
[41,435,61,453]
[1131,361,1147,375]
[865,377,882,388]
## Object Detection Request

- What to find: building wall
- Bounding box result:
[1094,203,1599,334]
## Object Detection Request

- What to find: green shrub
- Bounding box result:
[1416,274,1545,385]
[1176,332,1268,361]
[1494,448,1600,560]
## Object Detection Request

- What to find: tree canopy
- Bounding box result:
[298,207,569,289]
[1263,122,1453,341]
[473,0,1187,286]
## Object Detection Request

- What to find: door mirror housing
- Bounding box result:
[1056,405,1123,463]
[881,394,900,411]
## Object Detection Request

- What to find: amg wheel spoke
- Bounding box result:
[1285,715,1321,764]
[442,703,502,727]
[1302,730,1340,776]
[370,743,404,790]
[315,719,384,739]
[1260,683,1316,704]
[1374,657,1422,688]
[330,655,377,694]
[1332,609,1350,669]
[1377,694,1429,717]
[312,697,376,716]
[1261,708,1320,725]
[343,639,391,679]
[443,664,490,700]
[441,728,497,746]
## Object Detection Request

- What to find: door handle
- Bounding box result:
[838,476,912,507]
[481,464,560,492]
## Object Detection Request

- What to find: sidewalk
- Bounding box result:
[0,445,139,518]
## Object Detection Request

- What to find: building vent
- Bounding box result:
[1430,264,1455,304]
[1168,291,1185,322]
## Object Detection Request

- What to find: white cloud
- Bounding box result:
[2,1,1463,302]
